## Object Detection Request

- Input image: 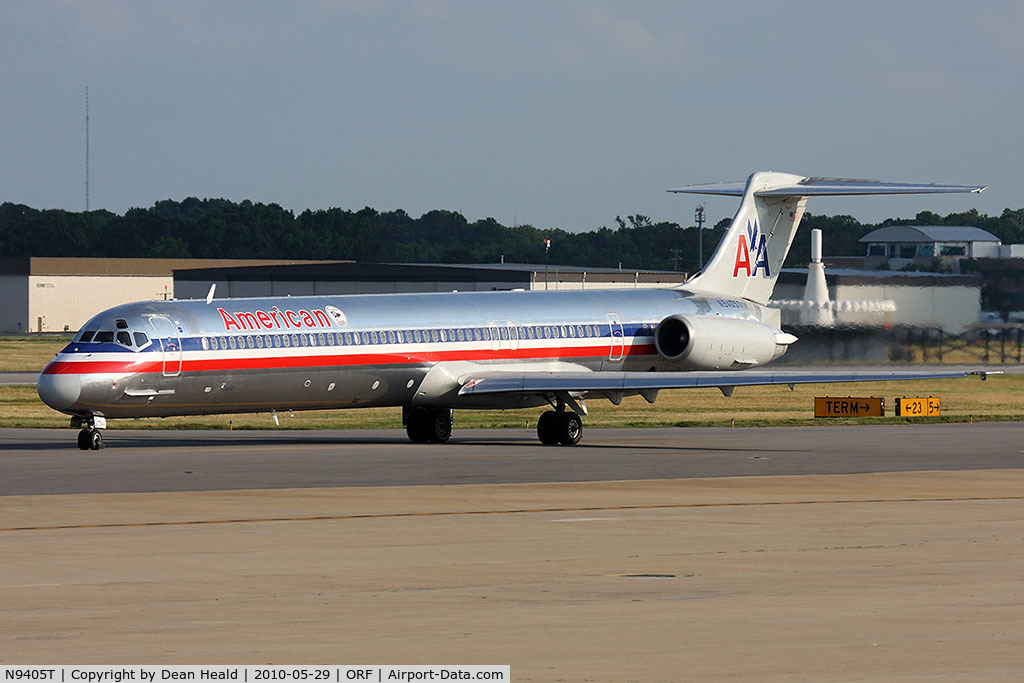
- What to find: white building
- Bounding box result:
[0,258,330,333]
[860,225,1001,271]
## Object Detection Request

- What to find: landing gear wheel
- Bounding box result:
[427,408,453,443]
[406,411,429,443]
[556,411,583,446]
[77,428,104,451]
[537,410,560,445]
[406,408,452,444]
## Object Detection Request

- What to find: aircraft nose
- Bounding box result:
[37,372,81,412]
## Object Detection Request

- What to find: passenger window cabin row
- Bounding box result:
[198,322,659,352]
[74,321,658,352]
[200,323,612,352]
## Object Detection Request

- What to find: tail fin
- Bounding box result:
[669,171,985,305]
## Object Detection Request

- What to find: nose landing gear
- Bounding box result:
[77,428,104,451]
[72,415,106,451]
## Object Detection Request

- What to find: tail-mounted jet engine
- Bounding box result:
[653,314,796,370]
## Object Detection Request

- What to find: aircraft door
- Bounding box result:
[488,324,501,351]
[607,313,624,362]
[487,321,520,352]
[506,322,520,351]
[149,315,182,377]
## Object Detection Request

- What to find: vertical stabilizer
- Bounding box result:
[676,171,807,305]
[668,172,985,305]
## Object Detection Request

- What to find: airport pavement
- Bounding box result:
[2,471,1024,679]
[0,422,1022,495]
[0,371,40,385]
[2,423,1023,679]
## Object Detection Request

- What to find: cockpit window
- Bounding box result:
[115,319,128,329]
[94,331,114,343]
[134,332,149,347]
[116,331,132,347]
[77,330,96,342]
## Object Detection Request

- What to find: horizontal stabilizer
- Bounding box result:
[666,181,747,196]
[668,176,986,197]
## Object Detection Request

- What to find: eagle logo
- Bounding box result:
[732,219,771,278]
[324,305,348,327]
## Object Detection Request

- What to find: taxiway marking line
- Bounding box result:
[3,495,1023,533]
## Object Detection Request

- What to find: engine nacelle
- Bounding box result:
[653,314,795,370]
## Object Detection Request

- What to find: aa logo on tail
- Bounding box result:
[732,219,771,278]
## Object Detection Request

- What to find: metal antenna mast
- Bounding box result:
[85,86,90,211]
[670,248,684,271]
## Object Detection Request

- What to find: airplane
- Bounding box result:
[37,170,992,450]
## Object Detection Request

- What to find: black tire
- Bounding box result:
[426,409,452,444]
[77,429,91,450]
[406,411,430,443]
[406,408,452,444]
[556,411,583,446]
[537,410,560,445]
[88,429,104,451]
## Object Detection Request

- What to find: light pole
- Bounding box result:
[695,204,706,271]
[544,238,551,290]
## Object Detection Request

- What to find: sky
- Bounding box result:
[2,1,1022,233]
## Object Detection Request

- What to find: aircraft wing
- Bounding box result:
[458,369,996,402]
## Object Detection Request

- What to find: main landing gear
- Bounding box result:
[405,407,453,444]
[536,409,583,446]
[402,403,583,446]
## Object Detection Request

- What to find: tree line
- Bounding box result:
[1,198,1022,272]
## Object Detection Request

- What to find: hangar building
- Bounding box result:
[172,262,689,299]
[0,257,331,333]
